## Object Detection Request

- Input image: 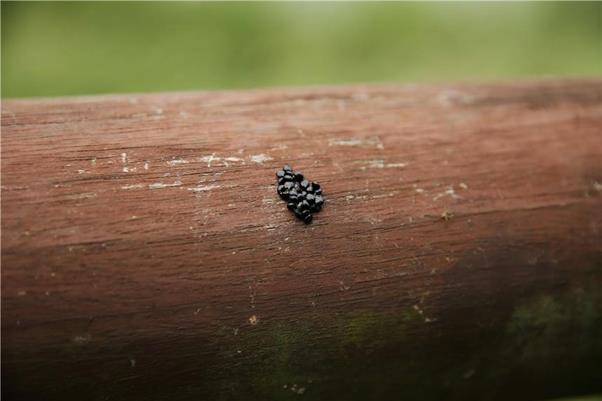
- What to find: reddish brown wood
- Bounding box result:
[2,79,602,400]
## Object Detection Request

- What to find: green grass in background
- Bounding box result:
[1,2,600,98]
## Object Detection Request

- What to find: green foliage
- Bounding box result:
[2,2,600,97]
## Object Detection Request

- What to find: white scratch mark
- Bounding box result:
[199,153,217,167]
[459,182,468,190]
[357,160,407,170]
[167,159,190,166]
[329,136,384,149]
[90,158,97,166]
[144,162,149,170]
[149,181,183,189]
[77,170,86,174]
[121,184,145,190]
[66,192,97,200]
[433,186,461,201]
[371,192,398,199]
[121,153,127,164]
[188,185,220,192]
[270,144,288,151]
[415,188,425,194]
[1,185,30,191]
[250,154,273,164]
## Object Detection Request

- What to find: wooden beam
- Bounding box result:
[2,79,602,400]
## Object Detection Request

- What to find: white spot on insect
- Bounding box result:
[121,184,144,190]
[188,185,220,192]
[250,154,273,164]
[248,315,259,325]
[149,181,183,189]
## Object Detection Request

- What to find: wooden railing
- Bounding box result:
[2,78,601,400]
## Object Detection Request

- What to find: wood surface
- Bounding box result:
[2,78,602,401]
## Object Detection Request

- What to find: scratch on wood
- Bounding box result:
[357,160,408,170]
[329,137,384,150]
[121,184,145,190]
[433,186,460,201]
[149,181,183,190]
[66,192,97,200]
[250,154,273,164]
[188,185,220,192]
[167,159,190,166]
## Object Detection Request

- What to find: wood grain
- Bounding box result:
[2,79,602,401]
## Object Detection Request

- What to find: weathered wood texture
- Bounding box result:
[2,79,602,401]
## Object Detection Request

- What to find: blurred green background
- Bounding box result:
[2,1,600,98]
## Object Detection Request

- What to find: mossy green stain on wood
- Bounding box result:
[205,283,602,401]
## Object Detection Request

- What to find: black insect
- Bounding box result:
[276,165,324,224]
